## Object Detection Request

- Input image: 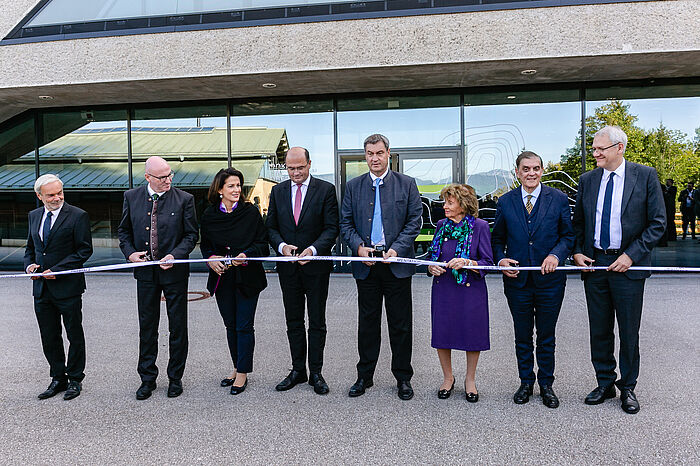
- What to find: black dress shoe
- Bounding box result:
[437,378,455,399]
[348,378,373,397]
[167,380,183,398]
[584,384,616,405]
[513,382,534,404]
[220,377,235,387]
[465,388,479,403]
[136,381,157,400]
[63,381,82,400]
[540,385,559,408]
[275,370,308,391]
[38,379,68,400]
[309,373,329,395]
[397,380,414,401]
[620,388,640,414]
[230,378,248,395]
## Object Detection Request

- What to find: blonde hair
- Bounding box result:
[440,184,479,217]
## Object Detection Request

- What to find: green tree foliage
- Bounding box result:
[553,100,700,188]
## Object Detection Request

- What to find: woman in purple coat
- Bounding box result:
[428,184,493,402]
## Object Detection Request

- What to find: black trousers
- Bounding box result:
[504,274,565,387]
[584,251,645,390]
[214,285,258,374]
[355,263,413,382]
[34,288,85,383]
[136,278,188,382]
[279,269,330,374]
[681,211,696,238]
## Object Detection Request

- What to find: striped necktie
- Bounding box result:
[525,195,533,215]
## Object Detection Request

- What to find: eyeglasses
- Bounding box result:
[147,172,174,181]
[592,143,619,153]
[286,164,308,172]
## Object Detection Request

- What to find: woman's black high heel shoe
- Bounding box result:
[465,384,479,403]
[437,377,455,399]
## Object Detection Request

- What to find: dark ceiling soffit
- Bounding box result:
[2,0,655,45]
[2,75,698,134]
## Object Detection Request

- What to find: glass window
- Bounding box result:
[464,89,581,221]
[0,115,36,271]
[38,109,129,266]
[231,99,335,222]
[584,87,700,259]
[131,105,228,269]
[26,0,364,27]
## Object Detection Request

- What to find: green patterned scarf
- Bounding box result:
[429,216,476,286]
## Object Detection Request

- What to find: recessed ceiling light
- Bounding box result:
[38,95,54,100]
[520,69,537,76]
[261,83,277,89]
[507,95,517,99]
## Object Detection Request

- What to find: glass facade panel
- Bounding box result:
[583,93,700,259]
[337,97,461,149]
[0,116,36,271]
[131,105,228,270]
[464,91,581,222]
[231,100,334,221]
[38,109,128,267]
[27,0,352,26]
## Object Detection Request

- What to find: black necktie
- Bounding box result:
[600,172,615,250]
[42,211,53,244]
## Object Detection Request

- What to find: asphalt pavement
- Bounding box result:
[0,272,698,465]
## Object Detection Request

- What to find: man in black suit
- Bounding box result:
[118,156,198,400]
[678,182,696,240]
[491,151,575,408]
[24,174,93,400]
[573,126,666,414]
[266,147,339,395]
[340,134,423,400]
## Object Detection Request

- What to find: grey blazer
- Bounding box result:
[340,170,422,280]
[572,160,666,280]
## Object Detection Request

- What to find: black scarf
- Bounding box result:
[200,202,268,296]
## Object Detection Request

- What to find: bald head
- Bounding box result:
[145,156,173,193]
[285,147,311,184]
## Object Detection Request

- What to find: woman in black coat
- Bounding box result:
[200,168,269,395]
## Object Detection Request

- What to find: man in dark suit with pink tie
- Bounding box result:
[573,125,666,414]
[266,147,339,395]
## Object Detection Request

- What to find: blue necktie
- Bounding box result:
[42,211,53,244]
[371,177,383,246]
[600,172,615,250]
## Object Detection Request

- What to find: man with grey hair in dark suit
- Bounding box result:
[340,133,422,400]
[573,125,666,414]
[24,173,93,400]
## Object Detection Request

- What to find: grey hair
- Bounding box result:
[34,174,63,194]
[515,150,543,169]
[363,133,390,150]
[594,125,628,152]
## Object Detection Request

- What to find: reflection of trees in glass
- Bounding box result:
[550,101,700,199]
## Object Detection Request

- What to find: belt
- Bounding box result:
[594,247,621,256]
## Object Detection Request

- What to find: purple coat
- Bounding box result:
[430,217,493,351]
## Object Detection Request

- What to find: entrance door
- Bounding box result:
[337,147,461,259]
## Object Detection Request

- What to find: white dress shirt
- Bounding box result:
[368,168,389,246]
[521,183,542,209]
[594,159,626,250]
[278,176,317,255]
[39,203,63,242]
[147,185,165,198]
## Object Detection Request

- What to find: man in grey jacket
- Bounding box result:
[340,133,422,400]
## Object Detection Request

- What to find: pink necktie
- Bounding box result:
[293,183,303,225]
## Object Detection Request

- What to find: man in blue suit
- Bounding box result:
[491,151,574,408]
[340,133,422,400]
